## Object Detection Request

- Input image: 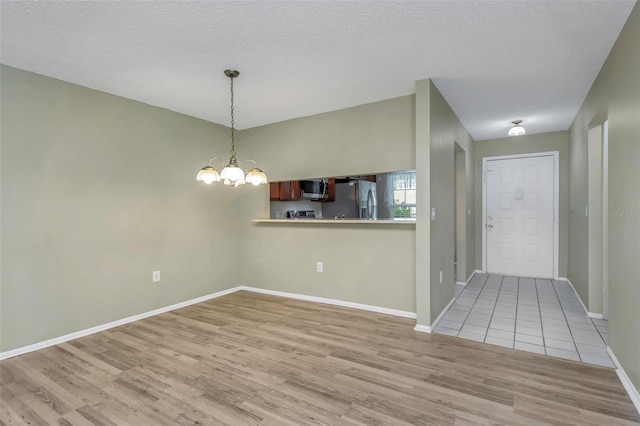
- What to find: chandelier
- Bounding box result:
[196,69,267,186]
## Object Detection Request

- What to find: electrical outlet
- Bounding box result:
[431,208,436,221]
[439,270,443,284]
[316,262,323,273]
[152,270,161,283]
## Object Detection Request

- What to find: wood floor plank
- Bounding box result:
[1,290,638,425]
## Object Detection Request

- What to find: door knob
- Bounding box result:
[487,224,494,228]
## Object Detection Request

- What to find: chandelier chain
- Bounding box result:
[229,75,236,162]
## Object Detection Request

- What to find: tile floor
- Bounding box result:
[436,273,614,368]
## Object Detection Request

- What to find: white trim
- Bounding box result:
[607,347,640,414]
[415,284,461,334]
[431,296,456,330]
[240,286,417,319]
[0,286,243,361]
[457,270,481,286]
[413,324,432,333]
[557,277,605,319]
[0,286,418,360]
[482,151,560,280]
[558,277,589,316]
[602,120,609,320]
[0,286,417,361]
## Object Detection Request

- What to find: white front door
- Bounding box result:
[485,155,556,278]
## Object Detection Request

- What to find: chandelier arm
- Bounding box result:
[207,157,226,169]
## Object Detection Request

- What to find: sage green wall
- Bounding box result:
[237,97,417,313]
[240,95,416,181]
[569,2,640,392]
[473,131,570,277]
[426,81,474,323]
[0,66,244,352]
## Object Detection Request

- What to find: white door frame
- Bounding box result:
[482,151,560,279]
[602,121,609,319]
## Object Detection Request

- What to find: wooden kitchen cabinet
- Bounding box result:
[269,182,281,201]
[270,181,302,201]
[324,178,336,202]
[281,181,301,201]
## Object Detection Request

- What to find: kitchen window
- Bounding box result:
[392,171,416,220]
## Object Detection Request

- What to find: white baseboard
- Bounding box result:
[607,347,640,414]
[1,285,418,361]
[414,272,466,334]
[558,277,589,316]
[456,270,480,288]
[240,286,417,319]
[0,286,243,361]
[413,324,432,333]
[558,277,605,319]
[431,296,456,330]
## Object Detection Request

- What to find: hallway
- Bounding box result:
[434,273,613,367]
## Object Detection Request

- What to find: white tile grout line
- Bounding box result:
[589,317,609,346]
[436,274,618,368]
[532,277,548,355]
[483,275,505,344]
[553,280,611,363]
[544,278,580,359]
[446,273,489,337]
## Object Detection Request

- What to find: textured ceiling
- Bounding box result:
[0,1,635,140]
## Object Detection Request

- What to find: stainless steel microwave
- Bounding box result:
[300,179,327,200]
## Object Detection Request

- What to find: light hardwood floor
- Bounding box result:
[1,291,639,425]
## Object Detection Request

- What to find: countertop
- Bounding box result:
[252,218,415,225]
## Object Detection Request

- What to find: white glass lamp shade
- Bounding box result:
[508,125,526,136]
[245,168,268,185]
[196,166,220,184]
[220,164,245,186]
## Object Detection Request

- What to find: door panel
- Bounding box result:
[486,155,555,278]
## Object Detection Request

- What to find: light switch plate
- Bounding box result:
[431,208,436,221]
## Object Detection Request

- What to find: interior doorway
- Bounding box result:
[482,152,559,279]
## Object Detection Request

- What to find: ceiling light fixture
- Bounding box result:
[196,69,267,186]
[508,120,525,136]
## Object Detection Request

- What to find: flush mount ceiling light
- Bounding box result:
[196,69,267,186]
[508,120,526,136]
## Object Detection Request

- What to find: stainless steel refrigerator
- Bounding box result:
[323,180,377,219]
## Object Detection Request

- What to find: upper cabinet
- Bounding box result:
[325,178,336,202]
[270,181,302,201]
